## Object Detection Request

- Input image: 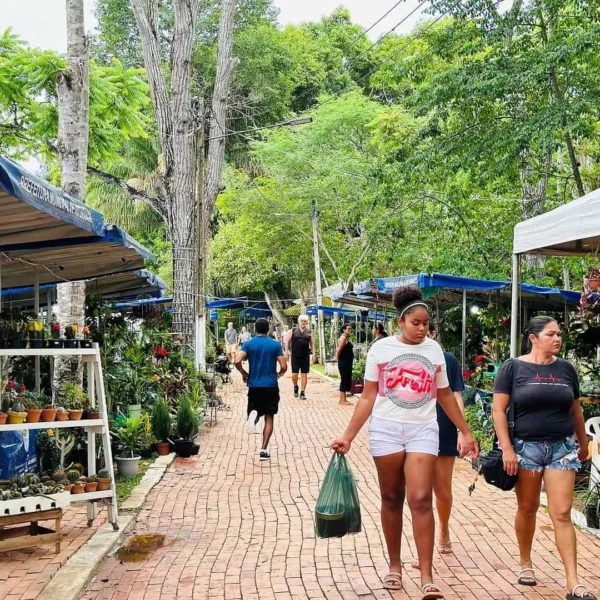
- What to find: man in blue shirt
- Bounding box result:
[235,318,287,461]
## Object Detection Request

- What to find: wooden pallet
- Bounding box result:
[0,508,61,554]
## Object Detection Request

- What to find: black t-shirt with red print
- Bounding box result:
[494,358,579,442]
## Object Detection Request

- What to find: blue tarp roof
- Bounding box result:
[0,155,104,244]
[340,273,581,310]
[113,297,173,309]
[205,298,246,309]
[240,302,272,318]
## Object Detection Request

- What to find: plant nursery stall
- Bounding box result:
[0,155,156,552]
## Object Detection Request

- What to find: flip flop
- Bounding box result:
[438,540,453,555]
[422,583,444,599]
[517,568,537,587]
[382,571,402,590]
[567,585,597,599]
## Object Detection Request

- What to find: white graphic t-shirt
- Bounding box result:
[365,336,449,424]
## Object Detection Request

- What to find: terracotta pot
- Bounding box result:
[64,484,74,493]
[55,411,69,421]
[25,408,43,423]
[85,482,98,493]
[96,478,112,491]
[0,413,7,425]
[84,411,100,420]
[71,483,85,494]
[41,408,57,422]
[156,442,171,456]
[68,409,84,421]
[7,411,27,425]
[204,384,216,393]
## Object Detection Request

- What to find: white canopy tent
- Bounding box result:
[511,187,600,356]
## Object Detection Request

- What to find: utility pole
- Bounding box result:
[312,199,326,365]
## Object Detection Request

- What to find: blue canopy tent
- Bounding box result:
[337,272,581,369]
[0,155,104,245]
[205,298,246,309]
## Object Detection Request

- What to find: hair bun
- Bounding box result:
[392,285,425,316]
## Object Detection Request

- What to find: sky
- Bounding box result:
[3,0,426,53]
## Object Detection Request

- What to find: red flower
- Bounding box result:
[153,346,168,359]
[51,324,61,332]
[463,369,473,381]
[6,380,16,390]
[475,355,487,364]
[19,385,26,393]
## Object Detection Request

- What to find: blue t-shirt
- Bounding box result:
[241,336,283,388]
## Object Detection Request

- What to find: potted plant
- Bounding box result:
[175,396,199,458]
[68,469,84,494]
[152,399,172,456]
[80,326,93,348]
[7,399,27,424]
[84,404,101,420]
[84,476,98,493]
[27,315,45,348]
[113,416,145,477]
[48,316,62,348]
[586,267,600,292]
[96,468,112,491]
[55,406,68,421]
[0,411,6,425]
[22,391,44,423]
[351,358,366,395]
[10,320,26,349]
[58,383,89,420]
[41,402,57,422]
[64,324,79,349]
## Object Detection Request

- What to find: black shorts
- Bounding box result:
[291,355,310,374]
[247,387,280,417]
[437,407,459,457]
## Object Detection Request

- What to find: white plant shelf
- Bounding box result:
[0,492,71,516]
[0,348,97,357]
[69,490,114,503]
[0,419,104,432]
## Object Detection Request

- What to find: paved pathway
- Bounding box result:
[83,374,600,600]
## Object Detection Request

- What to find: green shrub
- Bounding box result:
[151,399,171,442]
[177,396,199,441]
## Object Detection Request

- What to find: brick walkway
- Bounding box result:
[0,505,106,600]
[82,374,600,600]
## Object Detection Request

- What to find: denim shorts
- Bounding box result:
[368,417,439,457]
[513,435,581,472]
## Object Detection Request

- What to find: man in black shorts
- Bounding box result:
[285,314,315,399]
[235,318,287,461]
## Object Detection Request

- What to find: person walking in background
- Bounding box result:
[493,316,595,600]
[412,322,466,569]
[373,322,388,343]
[285,315,315,400]
[235,318,287,462]
[239,326,251,344]
[225,322,238,364]
[330,286,478,599]
[336,324,354,406]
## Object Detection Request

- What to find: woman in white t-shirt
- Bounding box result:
[331,286,478,600]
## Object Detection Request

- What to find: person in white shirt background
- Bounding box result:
[331,286,478,600]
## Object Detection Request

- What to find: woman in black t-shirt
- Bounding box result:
[493,316,594,600]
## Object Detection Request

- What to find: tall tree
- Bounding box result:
[54,0,90,386]
[128,0,237,352]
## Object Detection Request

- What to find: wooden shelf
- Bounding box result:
[0,419,104,432]
[0,347,98,357]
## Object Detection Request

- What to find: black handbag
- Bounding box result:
[480,359,519,491]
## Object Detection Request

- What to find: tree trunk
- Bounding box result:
[56,0,89,200]
[55,0,90,389]
[53,281,86,389]
[263,290,288,326]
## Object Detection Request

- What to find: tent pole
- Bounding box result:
[510,253,520,358]
[34,267,40,393]
[461,290,466,372]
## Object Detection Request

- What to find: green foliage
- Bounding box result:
[151,399,171,443]
[113,417,146,458]
[57,384,89,411]
[464,404,494,453]
[176,396,199,441]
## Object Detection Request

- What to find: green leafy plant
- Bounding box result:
[351,358,366,382]
[58,383,90,411]
[151,399,171,443]
[176,396,199,441]
[112,417,145,458]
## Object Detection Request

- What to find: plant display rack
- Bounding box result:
[0,345,119,550]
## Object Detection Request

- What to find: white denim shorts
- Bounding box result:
[368,416,439,457]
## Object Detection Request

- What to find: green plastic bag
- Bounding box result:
[315,453,362,538]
